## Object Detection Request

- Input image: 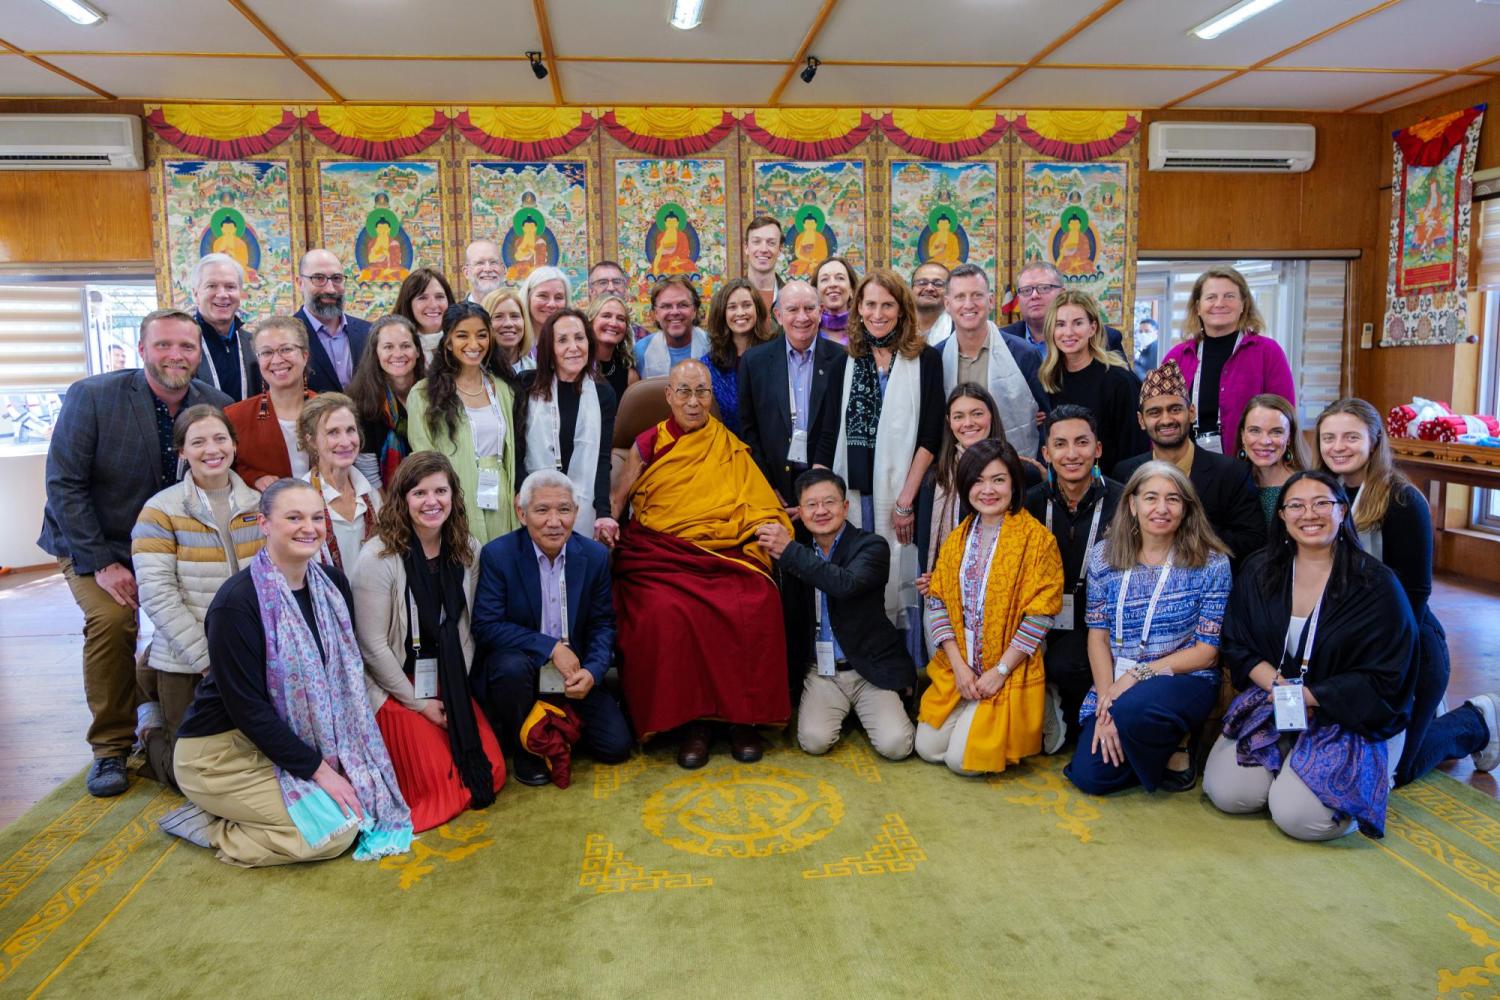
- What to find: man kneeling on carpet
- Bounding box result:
[159,479,413,867]
[611,359,793,769]
[756,468,916,761]
[470,469,633,786]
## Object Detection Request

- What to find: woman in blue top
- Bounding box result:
[704,278,773,438]
[1065,459,1232,796]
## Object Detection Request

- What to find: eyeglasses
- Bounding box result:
[911,279,948,289]
[255,345,304,361]
[590,276,628,291]
[1017,283,1061,298]
[1282,499,1343,515]
[301,273,346,287]
[670,387,713,401]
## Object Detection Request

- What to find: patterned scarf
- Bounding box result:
[820,309,849,333]
[378,386,411,486]
[844,331,899,493]
[251,549,412,859]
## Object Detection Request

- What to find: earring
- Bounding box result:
[1237,448,1247,461]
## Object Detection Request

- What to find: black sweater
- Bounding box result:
[1044,360,1148,478]
[1355,481,1434,622]
[177,565,356,780]
[513,372,618,520]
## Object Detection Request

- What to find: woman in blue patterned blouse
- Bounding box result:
[1064,460,1232,796]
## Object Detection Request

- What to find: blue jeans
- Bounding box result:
[1066,673,1217,795]
[471,649,633,763]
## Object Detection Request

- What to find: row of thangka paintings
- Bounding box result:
[159,154,1132,325]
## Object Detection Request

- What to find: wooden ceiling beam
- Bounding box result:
[224,0,344,102]
[1343,49,1500,112]
[531,0,565,105]
[0,35,114,99]
[966,0,1126,108]
[767,0,839,106]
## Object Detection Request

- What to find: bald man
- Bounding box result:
[293,249,371,392]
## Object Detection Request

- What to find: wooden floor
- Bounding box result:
[2,565,1498,828]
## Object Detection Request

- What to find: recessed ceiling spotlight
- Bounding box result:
[800,56,821,84]
[37,0,105,25]
[1190,0,1286,40]
[670,0,704,30]
[527,51,548,81]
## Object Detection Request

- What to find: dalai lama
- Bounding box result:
[611,360,793,768]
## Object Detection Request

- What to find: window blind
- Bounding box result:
[0,284,88,392]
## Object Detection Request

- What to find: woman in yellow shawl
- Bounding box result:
[917,438,1063,775]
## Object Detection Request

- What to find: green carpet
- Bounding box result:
[0,735,1495,998]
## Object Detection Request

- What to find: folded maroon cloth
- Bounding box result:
[521,700,584,789]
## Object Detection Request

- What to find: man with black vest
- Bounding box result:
[757,469,916,760]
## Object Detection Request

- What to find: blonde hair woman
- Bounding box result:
[587,293,639,402]
[482,287,531,372]
[1038,289,1145,477]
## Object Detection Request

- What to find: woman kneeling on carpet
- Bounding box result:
[159,478,413,867]
[1064,461,1232,796]
[1204,471,1417,840]
[351,451,505,831]
[915,438,1063,775]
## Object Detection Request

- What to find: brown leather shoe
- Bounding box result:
[728,725,764,763]
[677,722,712,769]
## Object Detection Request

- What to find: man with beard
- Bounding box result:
[293,249,371,393]
[462,239,505,304]
[1113,360,1264,565]
[912,262,952,345]
[38,309,231,797]
[192,253,260,401]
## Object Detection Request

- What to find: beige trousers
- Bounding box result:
[174,730,357,868]
[797,667,915,761]
[914,701,982,776]
[1203,734,1354,842]
[60,558,139,758]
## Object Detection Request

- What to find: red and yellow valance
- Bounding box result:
[455,107,596,158]
[879,110,1009,159]
[1394,105,1486,167]
[600,107,735,156]
[304,106,449,159]
[145,104,298,158]
[1012,110,1139,162]
[740,108,875,159]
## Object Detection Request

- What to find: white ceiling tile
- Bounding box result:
[985,68,1225,109]
[817,0,1100,63]
[247,0,539,57]
[0,54,94,97]
[1046,0,1376,68]
[0,0,278,54]
[550,0,812,59]
[1178,70,1440,110]
[1274,0,1500,70]
[309,58,550,104]
[787,65,1012,108]
[561,61,785,105]
[44,56,328,101]
[1356,75,1492,114]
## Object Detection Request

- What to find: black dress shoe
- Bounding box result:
[728,725,764,763]
[677,723,712,769]
[513,751,551,786]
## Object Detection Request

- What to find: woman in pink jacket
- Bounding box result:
[1163,266,1294,455]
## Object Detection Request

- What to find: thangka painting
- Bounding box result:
[316,160,446,317]
[751,160,868,280]
[1020,160,1130,326]
[889,161,998,289]
[1382,105,1486,346]
[467,161,590,292]
[612,158,729,309]
[159,159,297,314]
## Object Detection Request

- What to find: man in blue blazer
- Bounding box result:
[471,470,633,785]
[293,249,371,394]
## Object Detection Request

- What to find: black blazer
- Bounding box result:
[37,369,232,573]
[1114,446,1265,565]
[295,307,372,393]
[737,334,846,503]
[778,526,916,692]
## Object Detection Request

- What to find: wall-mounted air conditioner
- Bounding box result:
[1147,121,1316,173]
[0,114,144,170]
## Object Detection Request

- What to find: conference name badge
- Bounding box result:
[815,640,837,677]
[413,657,439,700]
[1273,684,1309,732]
[1113,656,1138,681]
[787,428,809,465]
[476,467,501,510]
[539,660,567,694]
[1054,593,1076,632]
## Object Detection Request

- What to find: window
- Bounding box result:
[0,269,156,456]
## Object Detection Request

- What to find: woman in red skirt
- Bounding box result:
[351,451,505,830]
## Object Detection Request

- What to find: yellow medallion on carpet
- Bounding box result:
[641,763,844,858]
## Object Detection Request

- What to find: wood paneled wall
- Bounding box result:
[0,171,152,264]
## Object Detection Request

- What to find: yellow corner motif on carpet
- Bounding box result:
[1387,808,1500,899]
[579,834,713,894]
[642,764,844,859]
[593,754,669,801]
[992,757,1101,844]
[379,820,494,891]
[1438,913,1500,997]
[1399,783,1500,852]
[823,740,882,784]
[802,813,925,880]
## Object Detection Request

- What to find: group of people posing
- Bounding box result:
[37,216,1497,868]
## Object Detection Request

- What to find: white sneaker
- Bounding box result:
[1042,683,1066,755]
[1469,693,1500,772]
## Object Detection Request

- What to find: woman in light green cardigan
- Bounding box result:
[407,302,519,544]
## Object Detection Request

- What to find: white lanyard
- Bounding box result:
[1046,491,1104,588]
[788,348,811,425]
[1282,564,1326,679]
[960,519,1002,634]
[1114,556,1174,659]
[206,324,249,399]
[549,377,564,470]
[1190,333,1237,434]
[405,582,449,655]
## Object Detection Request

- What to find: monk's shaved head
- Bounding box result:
[665,359,713,431]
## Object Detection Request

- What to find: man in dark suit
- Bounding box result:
[1113,360,1265,565]
[191,253,260,401]
[292,249,371,394]
[470,470,632,786]
[1001,260,1125,359]
[756,469,916,760]
[38,308,232,797]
